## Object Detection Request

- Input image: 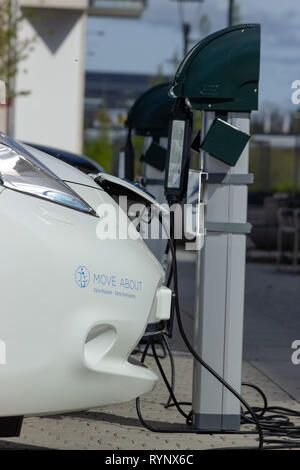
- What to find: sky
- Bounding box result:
[86,0,300,112]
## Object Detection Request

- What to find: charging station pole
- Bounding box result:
[192,111,252,430]
[124,25,260,430]
[167,23,261,431]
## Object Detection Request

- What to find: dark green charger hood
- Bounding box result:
[126,82,175,137]
[171,23,261,112]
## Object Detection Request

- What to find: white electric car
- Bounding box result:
[0,133,171,437]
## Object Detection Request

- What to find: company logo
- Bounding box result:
[74,266,142,300]
[75,266,90,288]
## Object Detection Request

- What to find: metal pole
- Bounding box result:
[183,23,190,56]
[228,0,234,27]
[192,112,250,431]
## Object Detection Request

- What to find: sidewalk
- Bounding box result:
[1,354,300,450]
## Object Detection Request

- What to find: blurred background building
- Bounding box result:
[8,0,146,152]
[84,70,167,139]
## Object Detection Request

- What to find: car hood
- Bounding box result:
[23,144,100,189]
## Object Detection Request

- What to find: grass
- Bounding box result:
[249,147,300,193]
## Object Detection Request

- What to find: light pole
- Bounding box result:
[183,22,190,56]
[170,0,204,58]
[228,0,234,27]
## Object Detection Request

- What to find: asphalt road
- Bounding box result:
[170,253,300,400]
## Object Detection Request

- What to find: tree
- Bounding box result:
[290,109,300,134]
[232,1,242,26]
[97,102,112,127]
[149,64,165,87]
[84,101,113,172]
[84,135,113,173]
[199,14,211,37]
[165,49,181,77]
[0,2,36,100]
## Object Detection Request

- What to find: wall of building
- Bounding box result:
[14,1,146,153]
[14,7,86,153]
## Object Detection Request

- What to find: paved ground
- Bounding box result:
[244,262,300,400]
[1,356,299,450]
[175,252,300,401]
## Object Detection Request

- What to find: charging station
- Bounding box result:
[168,23,261,431]
[123,83,175,262]
[122,82,174,182]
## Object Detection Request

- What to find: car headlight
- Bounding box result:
[0,134,96,216]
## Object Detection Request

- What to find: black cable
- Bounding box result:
[166,262,173,288]
[240,386,300,444]
[151,338,190,421]
[136,337,189,434]
[137,334,167,359]
[241,383,268,418]
[240,401,300,448]
[163,336,175,408]
[165,402,192,408]
[264,406,300,417]
[141,339,151,363]
[136,338,257,436]
[164,384,267,415]
[163,241,173,288]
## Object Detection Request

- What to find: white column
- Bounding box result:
[14,6,87,153]
[192,112,250,431]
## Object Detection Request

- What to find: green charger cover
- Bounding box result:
[140,142,167,171]
[200,118,250,166]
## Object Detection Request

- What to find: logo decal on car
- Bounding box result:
[75,266,90,288]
